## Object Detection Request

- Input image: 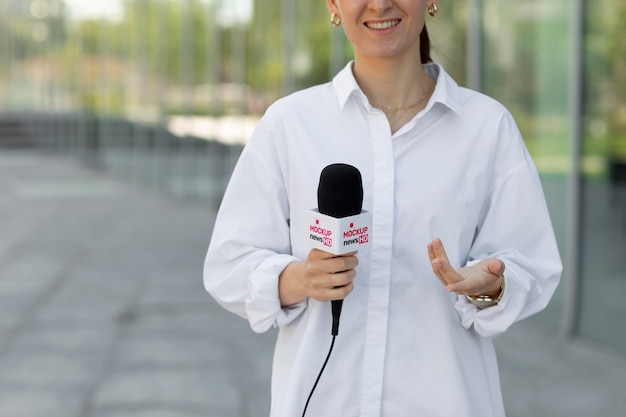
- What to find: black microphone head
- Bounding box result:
[317,163,363,218]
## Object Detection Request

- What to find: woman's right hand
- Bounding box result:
[279,249,358,307]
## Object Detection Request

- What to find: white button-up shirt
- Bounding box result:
[204,62,562,417]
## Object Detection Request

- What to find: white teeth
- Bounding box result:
[366,20,399,30]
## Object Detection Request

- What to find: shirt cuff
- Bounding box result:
[453,266,529,338]
[245,254,307,333]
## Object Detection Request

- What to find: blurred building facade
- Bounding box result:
[0,0,624,351]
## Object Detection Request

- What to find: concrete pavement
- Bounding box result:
[0,150,624,417]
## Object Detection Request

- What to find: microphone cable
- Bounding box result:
[300,334,337,417]
[301,298,343,417]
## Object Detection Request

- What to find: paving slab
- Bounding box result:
[0,150,624,417]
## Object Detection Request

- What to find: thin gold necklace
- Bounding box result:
[370,78,435,111]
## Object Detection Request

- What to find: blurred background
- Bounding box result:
[0,1,624,416]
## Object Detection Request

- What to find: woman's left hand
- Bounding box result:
[427,238,504,298]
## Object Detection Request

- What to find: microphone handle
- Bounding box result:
[331,299,343,336]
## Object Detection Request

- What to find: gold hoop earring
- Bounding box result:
[427,3,438,17]
[330,12,342,27]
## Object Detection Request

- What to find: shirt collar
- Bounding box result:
[332,61,463,117]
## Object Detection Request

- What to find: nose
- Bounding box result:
[368,0,392,14]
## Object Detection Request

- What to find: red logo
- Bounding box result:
[323,237,333,247]
[359,235,369,244]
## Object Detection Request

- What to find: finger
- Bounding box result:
[326,251,358,272]
[310,272,355,301]
[328,282,354,301]
[431,238,451,265]
[308,248,339,261]
[427,243,448,285]
[430,240,460,284]
[430,239,465,285]
[429,257,446,286]
[427,243,436,262]
[310,249,357,260]
[307,250,358,275]
[432,260,464,286]
[428,245,450,286]
[447,259,504,294]
[446,263,501,295]
[330,268,356,288]
[310,283,354,301]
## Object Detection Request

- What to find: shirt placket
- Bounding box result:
[360,110,394,417]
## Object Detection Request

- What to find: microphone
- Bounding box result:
[312,163,371,335]
[317,164,363,218]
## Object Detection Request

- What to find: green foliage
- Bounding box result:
[585,0,626,146]
[1,0,624,132]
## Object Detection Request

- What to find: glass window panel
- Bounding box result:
[428,1,468,86]
[482,0,572,331]
[579,0,626,350]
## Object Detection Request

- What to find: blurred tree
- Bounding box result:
[3,0,622,125]
[427,1,467,86]
[248,0,333,99]
[585,0,626,160]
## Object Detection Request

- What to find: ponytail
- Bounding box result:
[420,25,432,64]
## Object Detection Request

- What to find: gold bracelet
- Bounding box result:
[466,278,505,309]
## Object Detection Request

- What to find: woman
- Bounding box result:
[204,1,562,416]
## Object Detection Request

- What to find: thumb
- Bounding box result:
[486,259,505,277]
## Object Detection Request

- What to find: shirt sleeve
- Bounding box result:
[203,114,307,333]
[454,112,563,338]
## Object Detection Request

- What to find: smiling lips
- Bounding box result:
[365,20,400,30]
